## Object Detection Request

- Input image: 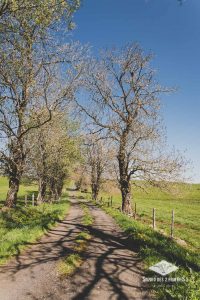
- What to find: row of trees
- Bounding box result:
[25,111,81,204]
[0,1,186,213]
[74,45,186,214]
[0,0,83,207]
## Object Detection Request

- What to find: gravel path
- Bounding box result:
[0,196,83,300]
[0,193,151,300]
[64,202,151,300]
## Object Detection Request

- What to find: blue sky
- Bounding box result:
[71,0,200,182]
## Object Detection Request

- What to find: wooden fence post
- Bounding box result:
[25,195,27,207]
[107,198,109,207]
[134,203,137,219]
[171,209,175,238]
[153,208,156,230]
[32,193,35,206]
[111,196,113,207]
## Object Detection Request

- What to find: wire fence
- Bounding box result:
[99,196,175,239]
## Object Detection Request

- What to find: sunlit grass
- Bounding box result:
[57,253,83,276]
[100,182,200,251]
[0,176,38,208]
[0,194,70,265]
[74,231,91,252]
[81,203,93,226]
[101,205,200,300]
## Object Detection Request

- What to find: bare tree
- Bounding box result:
[75,44,186,214]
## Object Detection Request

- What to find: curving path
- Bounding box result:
[0,192,151,300]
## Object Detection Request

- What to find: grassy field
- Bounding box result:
[100,182,200,252]
[0,177,70,265]
[0,176,38,208]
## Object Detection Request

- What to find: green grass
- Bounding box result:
[0,176,38,208]
[57,253,83,276]
[100,182,200,252]
[101,205,200,300]
[81,203,94,226]
[0,187,70,265]
[74,231,91,252]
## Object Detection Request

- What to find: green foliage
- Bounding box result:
[101,205,200,300]
[0,0,80,33]
[27,111,82,183]
[0,0,81,207]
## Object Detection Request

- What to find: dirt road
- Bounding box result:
[0,193,151,300]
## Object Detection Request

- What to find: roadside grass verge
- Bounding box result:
[100,205,200,300]
[99,182,200,252]
[0,195,70,265]
[57,202,93,277]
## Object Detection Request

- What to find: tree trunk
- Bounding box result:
[49,178,58,202]
[118,130,133,215]
[91,164,100,201]
[5,177,20,208]
[37,178,47,204]
[91,183,99,201]
[57,179,64,198]
[4,137,25,208]
[121,180,132,214]
[76,178,82,190]
[56,173,65,199]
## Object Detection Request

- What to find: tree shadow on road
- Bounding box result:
[0,200,151,300]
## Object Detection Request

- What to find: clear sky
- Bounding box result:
[71,0,200,183]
